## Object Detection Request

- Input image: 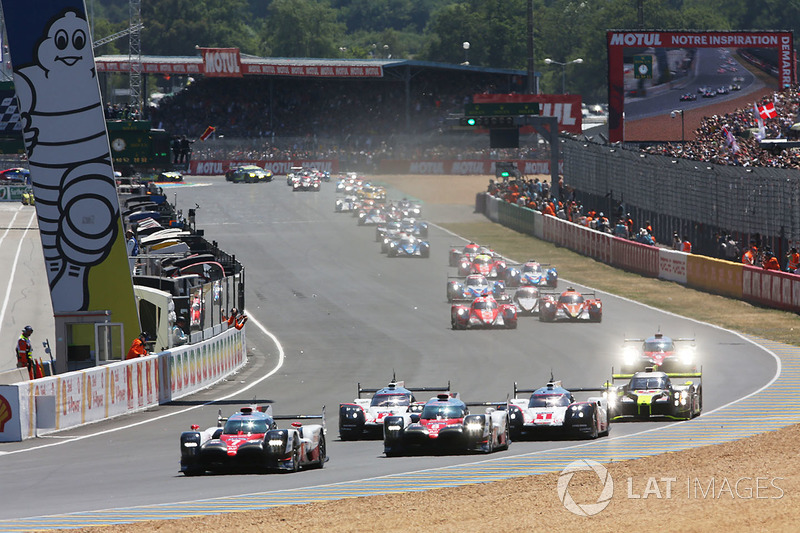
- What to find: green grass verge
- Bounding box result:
[442,221,800,346]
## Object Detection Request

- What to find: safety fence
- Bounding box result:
[481,193,800,315]
[0,326,246,442]
[561,137,800,257]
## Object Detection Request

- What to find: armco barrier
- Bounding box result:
[658,249,687,284]
[743,266,800,312]
[687,255,743,299]
[611,237,659,277]
[0,326,245,442]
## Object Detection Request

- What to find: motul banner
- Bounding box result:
[200,47,243,78]
[472,94,582,134]
[189,160,339,176]
[606,30,794,143]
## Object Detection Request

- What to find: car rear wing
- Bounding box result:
[611,366,703,381]
[358,379,451,397]
[514,382,609,397]
[273,406,326,430]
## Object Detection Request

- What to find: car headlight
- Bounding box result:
[621,396,634,403]
[268,439,284,446]
[183,442,198,448]
[466,422,482,431]
[387,425,402,431]
[623,347,638,364]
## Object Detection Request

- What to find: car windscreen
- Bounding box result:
[559,293,585,304]
[371,393,412,407]
[630,376,669,389]
[473,300,497,310]
[528,393,571,407]
[643,339,673,352]
[223,417,271,435]
[522,263,542,273]
[421,405,466,419]
[466,277,486,287]
[474,256,491,264]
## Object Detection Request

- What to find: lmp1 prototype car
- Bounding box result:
[338,377,451,440]
[449,242,482,267]
[446,274,508,303]
[293,173,321,191]
[619,332,697,373]
[383,393,510,456]
[451,295,517,329]
[507,380,610,439]
[179,405,326,475]
[458,252,508,279]
[607,367,702,420]
[387,235,430,258]
[538,287,602,322]
[504,260,558,287]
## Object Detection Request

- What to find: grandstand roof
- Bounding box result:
[94,54,528,79]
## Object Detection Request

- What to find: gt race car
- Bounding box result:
[338,377,451,440]
[619,332,697,373]
[446,274,508,303]
[179,405,326,475]
[539,287,602,322]
[383,393,510,456]
[387,235,430,258]
[227,165,273,183]
[504,260,558,287]
[451,295,517,329]
[508,380,610,439]
[607,367,702,420]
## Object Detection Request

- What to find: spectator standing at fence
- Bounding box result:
[742,244,757,265]
[763,248,781,270]
[172,316,189,347]
[126,332,149,360]
[672,232,682,250]
[786,248,799,273]
[681,236,692,253]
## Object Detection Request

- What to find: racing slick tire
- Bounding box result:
[507,320,517,329]
[421,248,430,258]
[500,420,510,450]
[315,435,326,469]
[589,412,599,439]
[290,443,301,473]
[339,428,359,441]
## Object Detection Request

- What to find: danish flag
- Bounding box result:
[758,102,777,119]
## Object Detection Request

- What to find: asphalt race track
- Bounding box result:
[0,176,778,526]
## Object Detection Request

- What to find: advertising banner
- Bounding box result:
[199,47,243,78]
[658,249,688,284]
[686,255,743,299]
[472,94,583,134]
[0,0,140,336]
[190,160,338,176]
[0,386,22,442]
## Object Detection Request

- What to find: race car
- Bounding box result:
[538,287,602,322]
[335,195,360,213]
[607,367,702,420]
[394,198,422,218]
[511,285,541,315]
[375,220,403,242]
[507,379,610,439]
[458,252,507,278]
[679,93,697,101]
[293,173,321,191]
[446,274,508,303]
[619,332,697,373]
[449,242,482,267]
[387,235,430,258]
[227,165,273,183]
[156,171,185,182]
[504,260,558,287]
[451,295,517,329]
[357,185,387,203]
[383,393,510,456]
[179,405,326,475]
[358,206,387,226]
[338,377,451,440]
[398,217,429,238]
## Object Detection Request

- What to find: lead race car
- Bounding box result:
[504,260,558,287]
[451,294,517,329]
[607,367,702,421]
[338,377,451,440]
[619,332,697,373]
[179,405,326,475]
[538,287,602,322]
[446,274,508,303]
[383,393,511,456]
[507,379,610,439]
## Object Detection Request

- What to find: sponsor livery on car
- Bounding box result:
[449,242,482,267]
[383,393,511,456]
[507,379,610,439]
[179,405,326,475]
[538,287,602,322]
[387,235,430,258]
[459,252,507,279]
[504,260,558,287]
[446,274,508,303]
[338,378,450,440]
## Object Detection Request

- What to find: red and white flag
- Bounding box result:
[758,102,777,119]
[753,103,765,139]
[200,126,215,141]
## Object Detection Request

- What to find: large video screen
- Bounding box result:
[606,31,794,143]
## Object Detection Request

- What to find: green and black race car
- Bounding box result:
[607,367,702,421]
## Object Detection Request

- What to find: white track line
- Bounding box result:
[0,208,36,340]
[2,311,283,455]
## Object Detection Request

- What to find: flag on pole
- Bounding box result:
[754,102,766,140]
[721,126,740,153]
[200,126,215,141]
[758,102,777,119]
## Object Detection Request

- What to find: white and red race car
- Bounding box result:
[338,378,451,440]
[451,295,517,329]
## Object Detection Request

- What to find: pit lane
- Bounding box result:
[0,176,781,529]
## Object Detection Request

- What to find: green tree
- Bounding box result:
[264,0,347,58]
